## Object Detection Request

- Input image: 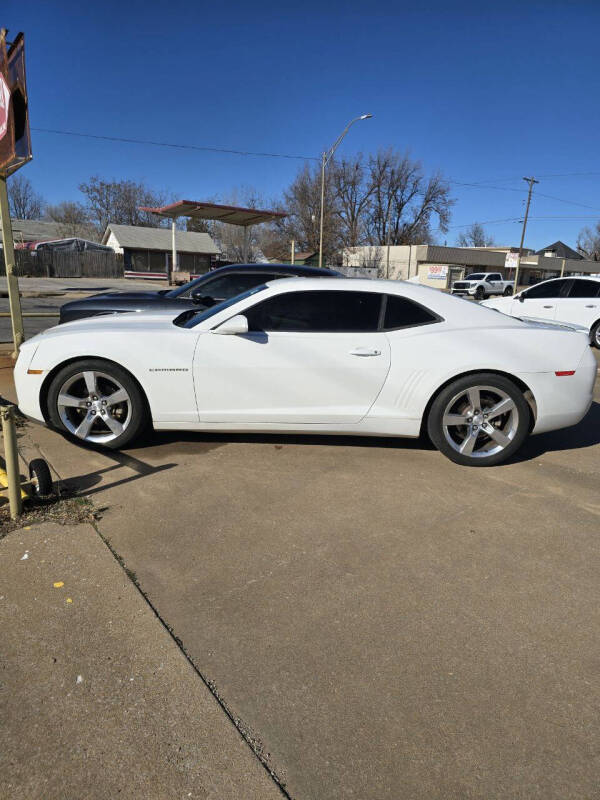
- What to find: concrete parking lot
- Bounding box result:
[2,352,599,799]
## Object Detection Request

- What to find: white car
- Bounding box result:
[482,276,600,348]
[451,272,514,300]
[14,278,596,467]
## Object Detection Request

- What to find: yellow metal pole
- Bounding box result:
[1,405,23,518]
[0,175,25,356]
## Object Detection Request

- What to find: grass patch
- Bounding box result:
[0,494,99,538]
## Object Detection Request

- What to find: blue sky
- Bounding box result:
[6,0,600,249]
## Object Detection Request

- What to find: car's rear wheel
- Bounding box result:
[590,320,600,349]
[427,373,530,466]
[503,286,513,296]
[47,359,148,449]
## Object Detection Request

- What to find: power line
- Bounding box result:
[31,126,317,162]
[450,179,600,213]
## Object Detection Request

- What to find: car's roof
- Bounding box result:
[207,263,341,277]
[530,275,600,283]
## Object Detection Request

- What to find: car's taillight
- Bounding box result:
[555,371,576,376]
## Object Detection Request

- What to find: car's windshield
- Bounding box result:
[465,273,485,280]
[173,284,268,328]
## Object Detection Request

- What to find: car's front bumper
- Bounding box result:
[14,345,46,424]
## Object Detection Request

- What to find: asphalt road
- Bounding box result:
[12,352,600,800]
[0,277,168,340]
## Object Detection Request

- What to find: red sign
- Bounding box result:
[0,31,31,175]
[0,72,9,141]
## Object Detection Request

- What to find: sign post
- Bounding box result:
[0,173,24,353]
[504,251,519,282]
[0,29,32,356]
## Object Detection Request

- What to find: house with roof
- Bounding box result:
[535,240,583,261]
[102,223,220,279]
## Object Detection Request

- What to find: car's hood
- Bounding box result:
[25,309,184,346]
[480,297,507,309]
[87,291,167,301]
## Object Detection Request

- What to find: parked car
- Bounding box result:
[16,278,595,467]
[58,263,342,323]
[451,272,514,300]
[482,276,600,348]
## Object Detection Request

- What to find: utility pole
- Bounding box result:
[514,176,539,291]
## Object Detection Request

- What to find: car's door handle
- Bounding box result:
[349,348,382,357]
[585,304,597,308]
[543,305,554,308]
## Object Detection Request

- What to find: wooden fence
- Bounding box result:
[7,250,124,279]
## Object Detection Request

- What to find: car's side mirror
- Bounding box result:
[212,314,249,335]
[518,293,526,302]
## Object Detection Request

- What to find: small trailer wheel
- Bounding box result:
[29,459,53,497]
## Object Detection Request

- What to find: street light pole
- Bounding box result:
[318,114,372,268]
[514,176,539,292]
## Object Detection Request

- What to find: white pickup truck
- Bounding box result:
[451,272,514,301]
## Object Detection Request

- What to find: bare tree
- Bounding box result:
[365,149,453,246]
[331,155,372,247]
[45,201,98,240]
[576,222,600,260]
[245,148,454,264]
[278,163,341,261]
[456,222,495,248]
[8,174,44,219]
[79,176,168,233]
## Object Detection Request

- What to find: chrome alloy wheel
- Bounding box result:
[441,385,520,459]
[56,370,132,444]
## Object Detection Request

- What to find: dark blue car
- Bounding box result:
[59,263,342,324]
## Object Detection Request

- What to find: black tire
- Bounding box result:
[474,286,485,301]
[47,358,148,450]
[503,286,514,296]
[29,458,53,497]
[427,373,531,467]
[590,320,600,349]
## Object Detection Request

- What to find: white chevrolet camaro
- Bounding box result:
[15,278,597,467]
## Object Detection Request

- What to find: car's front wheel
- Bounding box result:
[47,359,148,449]
[427,373,531,466]
[474,286,485,301]
[503,286,513,296]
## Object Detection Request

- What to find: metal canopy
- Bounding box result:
[139,199,287,227]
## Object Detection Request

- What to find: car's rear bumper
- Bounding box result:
[528,346,597,434]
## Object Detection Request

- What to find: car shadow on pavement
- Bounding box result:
[124,402,600,465]
[510,401,600,463]
[125,427,433,454]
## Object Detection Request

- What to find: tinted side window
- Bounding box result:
[489,274,502,281]
[245,290,382,332]
[524,280,565,299]
[201,273,273,299]
[383,295,440,329]
[567,280,600,299]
